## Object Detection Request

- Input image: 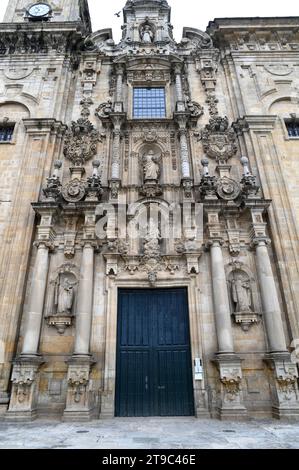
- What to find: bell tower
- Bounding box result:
[3,0,91,29]
[123,0,173,44]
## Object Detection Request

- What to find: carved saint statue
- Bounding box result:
[231,276,252,313]
[143,218,161,258]
[143,150,160,182]
[54,277,74,315]
[141,25,154,43]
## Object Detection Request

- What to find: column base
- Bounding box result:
[272,407,299,421]
[5,409,38,422]
[0,392,9,416]
[217,406,248,421]
[265,352,299,421]
[99,390,115,419]
[63,355,96,422]
[213,353,248,421]
[63,409,95,422]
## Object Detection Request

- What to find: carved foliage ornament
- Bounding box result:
[63,118,100,166]
[201,116,238,162]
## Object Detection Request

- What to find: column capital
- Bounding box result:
[33,240,55,251]
[80,241,97,250]
[206,239,224,250]
[251,237,271,249]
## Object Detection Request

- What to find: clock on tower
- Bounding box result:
[26,3,52,21]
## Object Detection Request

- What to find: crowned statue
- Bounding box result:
[141,24,154,43]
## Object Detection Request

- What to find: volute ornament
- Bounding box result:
[95,100,113,120]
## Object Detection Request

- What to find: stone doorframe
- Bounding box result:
[99,276,209,418]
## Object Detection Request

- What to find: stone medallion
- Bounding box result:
[216,177,240,200]
[62,179,86,203]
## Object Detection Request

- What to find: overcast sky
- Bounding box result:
[1,0,298,42]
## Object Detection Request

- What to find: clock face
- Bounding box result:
[28,3,51,17]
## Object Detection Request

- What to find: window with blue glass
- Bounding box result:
[133,87,166,119]
[285,119,299,137]
[0,124,15,142]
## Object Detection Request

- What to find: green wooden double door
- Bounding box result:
[115,288,194,417]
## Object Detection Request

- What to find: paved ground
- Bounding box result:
[0,418,299,449]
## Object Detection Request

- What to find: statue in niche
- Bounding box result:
[142,150,160,182]
[141,24,154,43]
[54,276,75,315]
[231,273,253,313]
[143,218,161,259]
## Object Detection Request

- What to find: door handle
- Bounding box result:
[145,376,148,391]
[158,386,166,390]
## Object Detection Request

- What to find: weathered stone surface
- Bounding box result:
[0,1,299,422]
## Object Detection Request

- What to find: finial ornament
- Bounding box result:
[240,156,250,176]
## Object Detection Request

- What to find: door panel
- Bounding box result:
[115,288,194,417]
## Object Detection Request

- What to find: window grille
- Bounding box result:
[0,124,15,142]
[133,87,166,119]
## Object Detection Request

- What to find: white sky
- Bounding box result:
[1,0,299,42]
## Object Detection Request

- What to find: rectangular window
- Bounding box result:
[133,87,166,119]
[285,120,299,138]
[0,124,15,142]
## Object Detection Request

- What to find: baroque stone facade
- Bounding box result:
[0,0,299,421]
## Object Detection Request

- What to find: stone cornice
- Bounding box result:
[0,21,85,34]
[207,17,299,33]
[207,18,299,54]
[240,115,278,131]
[23,119,66,134]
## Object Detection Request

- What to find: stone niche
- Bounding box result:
[227,267,261,331]
[45,264,79,335]
[137,142,163,198]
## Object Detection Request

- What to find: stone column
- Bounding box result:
[21,243,50,356]
[111,129,121,181]
[174,64,185,112]
[7,239,51,420]
[210,241,234,354]
[63,241,95,421]
[252,236,299,419]
[208,234,247,419]
[250,204,299,419]
[114,65,124,113]
[74,243,94,356]
[178,129,191,180]
[109,114,124,200]
[254,240,287,353]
